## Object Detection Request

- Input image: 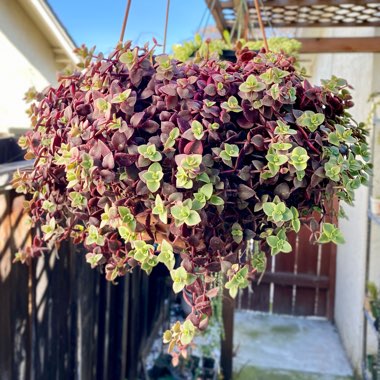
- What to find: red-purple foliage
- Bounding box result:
[14,42,370,349]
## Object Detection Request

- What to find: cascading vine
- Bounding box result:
[13,41,371,357]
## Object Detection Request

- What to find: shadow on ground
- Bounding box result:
[233,311,354,380]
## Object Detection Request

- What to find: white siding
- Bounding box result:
[0,0,59,132]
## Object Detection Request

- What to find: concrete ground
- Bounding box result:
[233,310,354,380]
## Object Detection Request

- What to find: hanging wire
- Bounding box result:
[163,0,171,53]
[230,0,243,42]
[243,0,255,41]
[253,0,269,50]
[231,0,255,43]
[237,1,244,40]
[201,9,212,39]
[244,10,249,40]
[119,0,132,43]
[196,5,209,35]
[260,0,275,38]
[201,0,217,39]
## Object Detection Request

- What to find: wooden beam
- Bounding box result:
[218,0,380,29]
[265,0,378,5]
[257,271,330,289]
[298,37,380,53]
[220,0,378,8]
[205,0,229,34]
[226,19,380,29]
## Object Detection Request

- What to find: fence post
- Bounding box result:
[220,289,234,380]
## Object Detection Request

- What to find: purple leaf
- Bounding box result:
[130,112,145,127]
[184,140,203,155]
[102,153,115,169]
[238,184,256,200]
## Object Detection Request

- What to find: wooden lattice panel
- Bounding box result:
[210,0,380,30]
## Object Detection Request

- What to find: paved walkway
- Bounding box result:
[233,310,353,380]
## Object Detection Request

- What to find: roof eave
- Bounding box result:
[18,0,79,65]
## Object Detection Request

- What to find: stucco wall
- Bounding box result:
[368,45,380,290]
[299,27,378,373]
[0,0,58,133]
[366,48,380,365]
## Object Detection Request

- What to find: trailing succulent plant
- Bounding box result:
[14,40,370,357]
[172,32,302,62]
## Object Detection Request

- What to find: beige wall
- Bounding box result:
[368,40,380,287]
[366,46,380,369]
[0,0,59,133]
[299,27,379,373]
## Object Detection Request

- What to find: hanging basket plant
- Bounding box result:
[13,40,370,355]
[172,32,302,63]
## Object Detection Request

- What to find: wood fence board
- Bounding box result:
[0,192,31,380]
[239,286,251,310]
[273,232,296,314]
[9,193,31,380]
[326,243,337,320]
[125,270,142,380]
[95,275,108,380]
[221,289,234,380]
[0,189,172,380]
[316,289,328,317]
[0,192,13,380]
[294,226,319,316]
[73,246,101,380]
[250,251,272,312]
[31,244,72,380]
[238,221,336,319]
[315,243,330,317]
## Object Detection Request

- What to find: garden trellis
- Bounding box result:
[206,0,380,53]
